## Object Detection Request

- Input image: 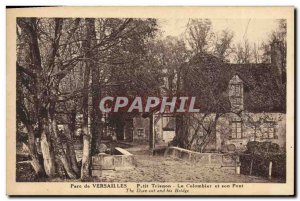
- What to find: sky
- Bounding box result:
[158,18,279,46]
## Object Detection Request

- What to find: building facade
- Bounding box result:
[186,72,286,153]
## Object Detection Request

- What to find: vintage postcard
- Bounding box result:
[6,6,294,196]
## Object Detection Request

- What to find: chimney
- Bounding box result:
[270,40,283,85]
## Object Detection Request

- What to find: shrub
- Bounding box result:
[240,141,285,181]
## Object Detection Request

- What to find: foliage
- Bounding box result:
[240,141,285,180]
[16,17,159,180]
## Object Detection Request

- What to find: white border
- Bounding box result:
[2,1,299,201]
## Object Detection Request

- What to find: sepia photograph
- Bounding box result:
[6,6,294,196]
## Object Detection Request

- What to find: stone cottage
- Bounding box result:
[181,42,286,152]
[185,71,286,152]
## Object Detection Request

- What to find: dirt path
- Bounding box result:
[16,144,282,182]
[96,145,276,183]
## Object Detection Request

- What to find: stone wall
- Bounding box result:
[91,147,136,176]
[186,112,286,152]
[217,112,286,152]
[165,147,237,168]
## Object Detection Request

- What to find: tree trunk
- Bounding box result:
[250,157,254,175]
[200,114,219,153]
[81,124,91,180]
[17,18,46,177]
[48,114,77,179]
[80,18,95,180]
[89,18,102,156]
[40,125,56,177]
[24,123,45,177]
[63,125,80,175]
[175,114,186,147]
[149,113,154,152]
[80,73,91,181]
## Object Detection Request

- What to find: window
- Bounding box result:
[231,121,242,139]
[263,122,276,139]
[231,84,242,106]
[137,128,145,137]
[232,84,242,96]
[232,97,242,106]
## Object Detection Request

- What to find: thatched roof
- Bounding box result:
[183,54,286,113]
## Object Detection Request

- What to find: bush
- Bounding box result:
[246,141,281,154]
[240,141,285,181]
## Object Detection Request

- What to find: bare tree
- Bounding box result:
[17,18,82,179]
[16,17,159,180]
[214,29,234,62]
[259,19,286,67]
[260,42,271,63]
[186,19,214,55]
[234,39,252,64]
[252,42,260,64]
[80,18,94,180]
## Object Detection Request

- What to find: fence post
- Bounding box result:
[235,156,240,175]
[268,161,272,179]
[208,154,211,164]
[249,156,253,175]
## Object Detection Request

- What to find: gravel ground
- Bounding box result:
[16,144,283,183]
[95,145,280,183]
